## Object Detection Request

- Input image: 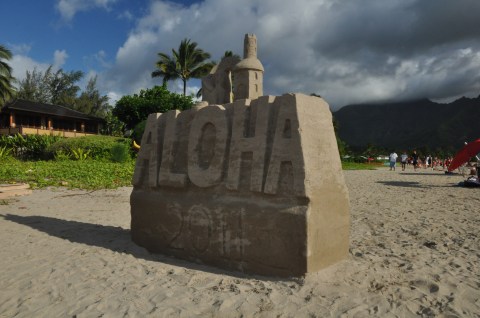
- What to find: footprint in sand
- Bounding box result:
[410,279,440,294]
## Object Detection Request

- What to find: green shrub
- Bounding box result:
[46,135,131,160]
[71,148,90,161]
[0,134,62,160]
[113,85,193,129]
[132,120,147,144]
[54,149,71,161]
[110,143,130,163]
[0,146,12,160]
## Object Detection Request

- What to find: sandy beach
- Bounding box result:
[1,167,479,317]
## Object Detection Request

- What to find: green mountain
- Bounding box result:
[333,96,480,152]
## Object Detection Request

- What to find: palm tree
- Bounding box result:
[152,38,214,96]
[0,45,16,106]
[222,50,240,59]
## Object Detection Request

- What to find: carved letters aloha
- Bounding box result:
[133,94,306,196]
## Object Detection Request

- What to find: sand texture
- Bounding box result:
[0,168,479,317]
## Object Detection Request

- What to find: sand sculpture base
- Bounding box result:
[130,93,350,277]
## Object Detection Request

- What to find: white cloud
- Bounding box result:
[107,91,121,105]
[7,43,32,55]
[81,50,112,72]
[53,50,68,69]
[10,56,50,86]
[10,49,72,86]
[117,10,134,21]
[56,0,118,22]
[95,50,110,68]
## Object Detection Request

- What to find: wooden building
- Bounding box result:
[0,99,103,137]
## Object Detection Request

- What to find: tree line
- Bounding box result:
[18,66,110,117]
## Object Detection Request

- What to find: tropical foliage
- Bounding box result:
[113,85,193,129]
[70,148,91,161]
[16,66,113,117]
[0,134,62,160]
[102,111,126,137]
[0,44,16,106]
[110,143,130,163]
[75,76,111,117]
[0,134,133,162]
[0,145,11,160]
[0,135,135,189]
[222,50,240,59]
[152,38,214,95]
[45,135,132,161]
[17,66,83,108]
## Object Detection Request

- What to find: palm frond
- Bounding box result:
[151,38,214,95]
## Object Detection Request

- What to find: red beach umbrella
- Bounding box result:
[448,139,480,172]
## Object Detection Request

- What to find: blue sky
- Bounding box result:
[3,1,135,69]
[2,0,480,109]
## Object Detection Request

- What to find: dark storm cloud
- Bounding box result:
[313,0,480,59]
[292,0,480,107]
[100,0,480,109]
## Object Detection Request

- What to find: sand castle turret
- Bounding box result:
[201,34,264,104]
[233,34,264,100]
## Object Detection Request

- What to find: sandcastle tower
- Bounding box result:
[233,34,264,101]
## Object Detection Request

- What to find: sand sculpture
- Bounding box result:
[202,34,264,105]
[130,34,350,277]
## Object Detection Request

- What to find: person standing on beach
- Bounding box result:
[389,151,398,171]
[412,150,419,171]
[400,151,408,171]
[426,154,433,170]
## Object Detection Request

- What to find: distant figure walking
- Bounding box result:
[412,150,419,171]
[389,151,398,171]
[400,151,408,171]
[426,155,433,170]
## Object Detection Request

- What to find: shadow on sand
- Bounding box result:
[377,180,460,188]
[0,213,292,281]
[399,172,450,176]
[376,181,426,188]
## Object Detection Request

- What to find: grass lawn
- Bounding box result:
[341,161,380,170]
[0,158,135,190]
